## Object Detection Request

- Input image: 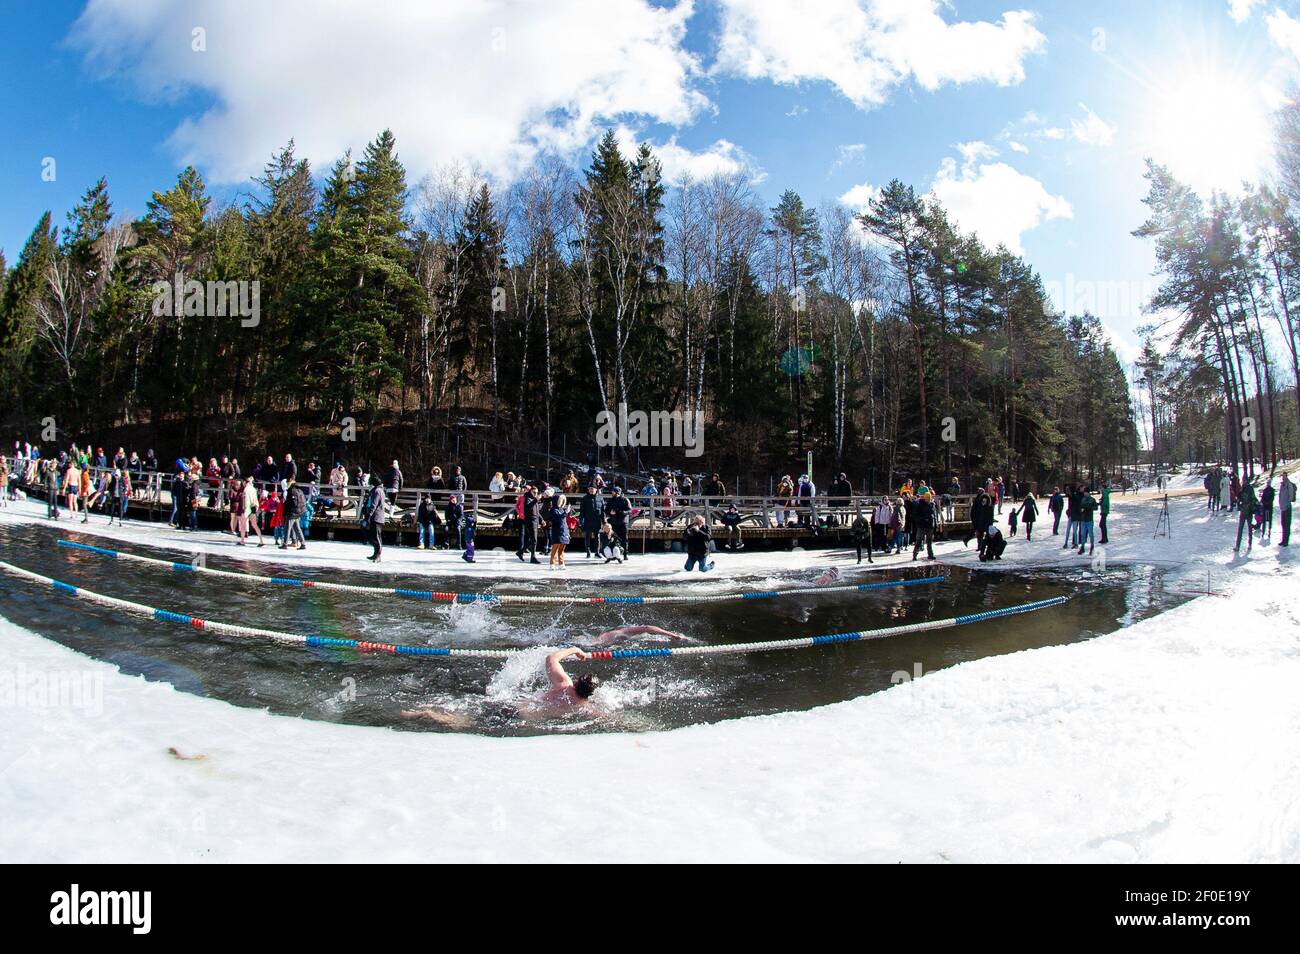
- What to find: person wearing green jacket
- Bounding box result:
[1234,480,1258,554]
[1099,485,1111,544]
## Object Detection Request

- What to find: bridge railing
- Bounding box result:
[2,456,980,531]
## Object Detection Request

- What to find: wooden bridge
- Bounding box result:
[5,458,980,551]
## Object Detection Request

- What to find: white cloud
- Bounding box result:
[1228,0,1263,24]
[70,0,709,184]
[1070,102,1116,146]
[830,143,867,173]
[613,125,765,183]
[838,181,880,211]
[712,0,1045,108]
[928,142,1071,253]
[1008,140,1029,154]
[1267,8,1300,57]
[956,140,998,164]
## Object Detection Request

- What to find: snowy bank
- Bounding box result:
[2,493,1298,862]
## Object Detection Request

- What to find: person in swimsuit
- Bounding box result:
[402,628,686,726]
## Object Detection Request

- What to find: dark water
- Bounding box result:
[0,521,1187,735]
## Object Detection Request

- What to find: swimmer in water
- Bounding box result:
[591,624,686,646]
[813,566,842,586]
[403,647,596,727]
[402,628,687,727]
[541,647,599,707]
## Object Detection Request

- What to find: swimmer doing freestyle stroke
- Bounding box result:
[402,625,689,727]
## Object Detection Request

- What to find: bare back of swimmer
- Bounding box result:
[403,630,686,726]
[592,624,685,646]
[403,647,600,727]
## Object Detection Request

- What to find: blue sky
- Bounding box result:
[3,0,1299,361]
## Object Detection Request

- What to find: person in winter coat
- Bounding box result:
[384,460,403,497]
[270,489,287,546]
[851,511,873,564]
[1230,471,1242,512]
[329,462,349,517]
[450,466,468,493]
[516,485,541,564]
[579,485,604,557]
[900,494,917,551]
[873,501,894,553]
[1075,491,1097,556]
[445,494,465,550]
[1099,485,1111,544]
[239,477,264,547]
[361,477,386,562]
[281,480,307,550]
[255,456,278,492]
[1279,473,1295,547]
[1258,478,1276,542]
[979,524,1006,561]
[969,492,995,551]
[1017,492,1039,541]
[605,486,631,558]
[911,492,937,561]
[416,494,439,550]
[1062,486,1080,548]
[598,520,622,563]
[683,514,714,572]
[1048,487,1064,534]
[720,501,744,549]
[462,512,477,562]
[428,466,446,492]
[830,472,853,523]
[775,475,796,526]
[109,467,131,526]
[548,494,571,568]
[1219,472,1231,512]
[1234,480,1258,554]
[796,475,815,526]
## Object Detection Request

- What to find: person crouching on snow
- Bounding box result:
[683,514,714,572]
[978,524,1006,561]
[598,520,623,563]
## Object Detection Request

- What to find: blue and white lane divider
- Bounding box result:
[55,538,943,608]
[0,558,1068,661]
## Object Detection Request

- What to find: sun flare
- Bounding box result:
[1142,65,1277,194]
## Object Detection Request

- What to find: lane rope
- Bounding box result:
[54,538,943,607]
[0,558,1068,661]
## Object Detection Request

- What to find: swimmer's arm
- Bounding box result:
[594,625,683,645]
[545,647,586,689]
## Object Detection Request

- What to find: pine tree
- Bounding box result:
[303,130,423,431]
[860,180,931,473]
[767,189,824,457]
[0,212,57,412]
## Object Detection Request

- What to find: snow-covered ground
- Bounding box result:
[1,491,1298,862]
